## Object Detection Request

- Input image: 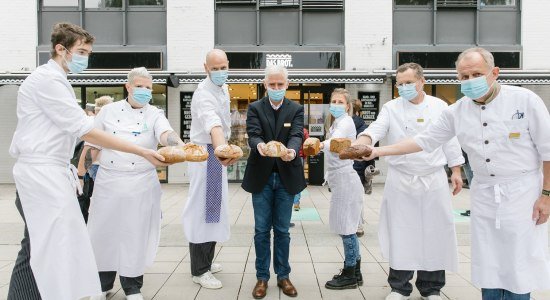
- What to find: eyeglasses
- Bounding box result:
[395,82,417,89]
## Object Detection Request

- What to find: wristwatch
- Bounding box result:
[543,189,550,197]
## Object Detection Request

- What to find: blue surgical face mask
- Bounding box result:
[461,76,490,100]
[397,83,419,101]
[63,48,88,74]
[132,87,152,105]
[267,88,286,102]
[209,70,228,86]
[329,104,347,118]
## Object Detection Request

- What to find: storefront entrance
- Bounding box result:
[225,83,344,182]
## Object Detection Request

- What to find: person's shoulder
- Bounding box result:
[383,98,400,109]
[501,84,539,100]
[250,98,266,108]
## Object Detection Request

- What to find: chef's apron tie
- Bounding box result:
[69,164,83,196]
[205,144,223,223]
[494,184,502,229]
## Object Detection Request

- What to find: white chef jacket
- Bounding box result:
[95,99,173,171]
[414,85,550,293]
[182,77,232,243]
[360,94,463,272]
[9,59,102,299]
[361,94,464,173]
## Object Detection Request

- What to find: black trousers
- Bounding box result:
[8,192,42,300]
[99,271,143,295]
[189,241,217,277]
[388,267,445,297]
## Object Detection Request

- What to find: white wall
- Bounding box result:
[0,85,19,183]
[0,0,37,72]
[345,0,393,72]
[167,0,215,72]
[166,84,200,184]
[522,0,550,70]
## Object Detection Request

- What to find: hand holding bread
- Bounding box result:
[214,144,244,159]
[263,141,288,157]
[338,144,373,160]
[303,137,321,156]
[157,146,187,163]
[329,138,352,154]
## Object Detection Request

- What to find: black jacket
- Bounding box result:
[241,97,306,195]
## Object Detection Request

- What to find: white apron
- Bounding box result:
[13,155,101,300]
[470,170,550,294]
[182,147,230,244]
[327,166,364,235]
[87,167,162,277]
[379,166,458,272]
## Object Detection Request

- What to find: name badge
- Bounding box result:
[509,132,521,139]
[416,118,424,123]
[284,123,291,127]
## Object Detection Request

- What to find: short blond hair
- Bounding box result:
[94,95,114,113]
[455,47,495,70]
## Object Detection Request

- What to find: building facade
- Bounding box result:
[0,0,549,183]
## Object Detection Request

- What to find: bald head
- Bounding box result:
[205,49,228,66]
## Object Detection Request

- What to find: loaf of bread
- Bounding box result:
[329,138,352,154]
[157,146,186,163]
[183,143,209,162]
[338,144,373,160]
[264,141,287,157]
[303,137,321,156]
[214,144,244,159]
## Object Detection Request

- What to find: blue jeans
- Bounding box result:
[482,289,530,300]
[252,173,294,281]
[293,158,303,205]
[88,164,99,181]
[341,234,360,268]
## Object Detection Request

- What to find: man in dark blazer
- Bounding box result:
[242,65,306,299]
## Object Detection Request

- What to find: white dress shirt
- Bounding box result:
[190,78,231,144]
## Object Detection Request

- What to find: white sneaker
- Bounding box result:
[385,292,409,300]
[192,271,223,289]
[126,294,144,300]
[422,296,442,300]
[210,263,223,274]
[89,292,107,300]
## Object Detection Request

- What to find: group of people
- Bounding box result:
[5,21,550,300]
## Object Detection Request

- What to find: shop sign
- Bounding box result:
[226,52,341,69]
[358,92,380,125]
[180,92,193,143]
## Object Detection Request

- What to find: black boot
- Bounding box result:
[325,266,357,290]
[355,259,363,286]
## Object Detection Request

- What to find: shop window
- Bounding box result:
[397,51,520,69]
[259,0,299,7]
[129,0,164,6]
[43,0,78,6]
[436,0,477,8]
[481,0,515,6]
[85,0,122,8]
[395,0,431,5]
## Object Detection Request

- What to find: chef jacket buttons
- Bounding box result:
[486,158,491,162]
[110,161,113,163]
[490,174,495,177]
[484,140,489,144]
[481,106,486,110]
[483,122,487,127]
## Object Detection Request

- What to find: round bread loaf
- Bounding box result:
[214,144,244,159]
[338,144,373,160]
[303,137,320,156]
[264,141,287,157]
[157,146,186,163]
[183,143,209,162]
